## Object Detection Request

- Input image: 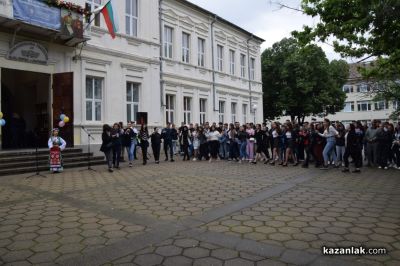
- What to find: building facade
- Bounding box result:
[0,0,264,150]
[277,63,399,124]
[325,63,398,124]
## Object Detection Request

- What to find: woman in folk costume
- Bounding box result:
[48,128,67,173]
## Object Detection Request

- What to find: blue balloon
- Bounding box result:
[60,114,66,121]
[0,119,5,126]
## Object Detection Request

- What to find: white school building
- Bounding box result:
[0,0,264,150]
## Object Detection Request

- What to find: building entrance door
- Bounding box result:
[1,68,51,149]
[52,72,74,147]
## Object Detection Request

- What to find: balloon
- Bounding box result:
[0,111,3,119]
[60,114,66,121]
[63,116,70,123]
[0,119,5,126]
[58,121,65,128]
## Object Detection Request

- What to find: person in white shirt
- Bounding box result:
[318,118,339,169]
[207,125,221,163]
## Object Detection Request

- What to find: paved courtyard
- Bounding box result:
[0,160,399,266]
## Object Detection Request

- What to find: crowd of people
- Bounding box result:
[99,119,400,173]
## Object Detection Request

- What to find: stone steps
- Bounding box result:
[0,148,105,176]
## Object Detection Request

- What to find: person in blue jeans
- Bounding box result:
[319,119,338,169]
[237,126,249,163]
[123,122,138,167]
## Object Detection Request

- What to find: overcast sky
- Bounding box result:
[187,0,347,61]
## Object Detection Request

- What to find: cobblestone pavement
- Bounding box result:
[0,160,399,265]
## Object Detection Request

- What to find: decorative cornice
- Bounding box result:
[89,26,160,47]
[84,44,160,65]
[81,56,112,66]
[163,72,212,86]
[120,63,147,72]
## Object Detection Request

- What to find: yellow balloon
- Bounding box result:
[63,116,70,123]
[0,112,3,119]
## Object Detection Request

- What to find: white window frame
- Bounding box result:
[250,58,255,80]
[374,100,388,111]
[240,54,246,78]
[229,49,235,75]
[182,32,190,63]
[342,101,354,112]
[199,98,207,125]
[218,101,225,123]
[164,26,173,59]
[342,85,353,93]
[242,104,248,123]
[357,101,371,111]
[393,100,399,110]
[126,82,140,123]
[183,96,192,124]
[125,0,138,37]
[85,76,103,122]
[357,84,370,93]
[86,0,102,27]
[165,94,175,124]
[217,45,223,72]
[197,38,205,67]
[231,102,237,123]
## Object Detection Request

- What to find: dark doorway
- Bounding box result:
[1,68,51,149]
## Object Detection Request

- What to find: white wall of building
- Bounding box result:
[0,0,264,149]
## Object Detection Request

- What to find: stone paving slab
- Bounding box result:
[107,235,290,266]
[0,199,148,265]
[0,160,399,265]
[203,171,400,266]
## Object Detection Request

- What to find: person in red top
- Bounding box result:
[300,122,311,168]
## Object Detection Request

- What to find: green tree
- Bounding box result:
[292,0,400,116]
[262,38,348,123]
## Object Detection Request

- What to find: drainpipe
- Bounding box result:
[211,15,217,112]
[247,35,253,121]
[159,0,164,109]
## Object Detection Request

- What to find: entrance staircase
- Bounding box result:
[0,148,105,176]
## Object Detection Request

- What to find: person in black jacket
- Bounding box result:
[161,123,174,162]
[342,123,362,173]
[181,125,191,161]
[139,125,149,165]
[376,122,392,169]
[100,124,113,172]
[111,123,122,169]
[151,128,161,164]
[122,123,136,167]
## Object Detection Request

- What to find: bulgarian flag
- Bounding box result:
[98,0,119,39]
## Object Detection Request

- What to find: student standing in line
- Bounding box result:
[342,124,362,173]
[246,124,255,162]
[207,125,221,163]
[100,124,114,172]
[111,123,122,169]
[282,123,298,167]
[161,123,174,162]
[181,125,191,161]
[318,119,338,170]
[139,125,150,165]
[151,127,161,164]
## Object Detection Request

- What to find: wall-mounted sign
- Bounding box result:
[7,41,48,65]
[61,9,83,39]
[13,0,61,31]
[0,0,13,18]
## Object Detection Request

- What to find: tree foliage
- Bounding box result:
[292,0,400,116]
[262,38,348,123]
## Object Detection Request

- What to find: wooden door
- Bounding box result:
[52,72,74,147]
